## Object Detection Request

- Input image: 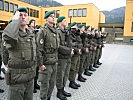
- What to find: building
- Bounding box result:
[0,0,105,31]
[124,0,133,42]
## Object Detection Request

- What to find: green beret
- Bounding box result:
[36,25,41,29]
[78,24,84,28]
[57,16,65,23]
[91,27,95,31]
[44,11,54,19]
[29,19,35,25]
[8,20,12,24]
[14,7,28,15]
[85,25,90,30]
[70,22,77,27]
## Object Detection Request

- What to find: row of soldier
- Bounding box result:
[1,7,106,100]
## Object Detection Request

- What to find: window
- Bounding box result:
[78,9,82,17]
[37,11,39,18]
[14,4,18,11]
[0,0,3,10]
[73,9,77,17]
[4,1,9,12]
[30,9,33,17]
[132,22,133,32]
[82,8,86,17]
[56,10,60,18]
[33,9,35,17]
[68,9,72,17]
[27,8,29,15]
[10,3,14,13]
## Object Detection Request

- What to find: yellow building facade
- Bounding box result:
[0,0,105,30]
[124,0,133,42]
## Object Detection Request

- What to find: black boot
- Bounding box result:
[57,89,67,100]
[0,76,4,80]
[84,69,92,76]
[0,89,4,93]
[62,88,71,97]
[74,81,81,87]
[34,83,40,90]
[33,88,37,93]
[77,75,86,82]
[93,64,99,68]
[69,81,78,89]
[97,61,102,65]
[47,97,50,100]
[89,66,96,71]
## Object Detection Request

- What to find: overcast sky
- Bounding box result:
[54,0,126,11]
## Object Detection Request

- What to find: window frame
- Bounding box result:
[14,4,18,11]
[68,9,73,17]
[4,1,9,12]
[56,10,60,18]
[82,8,87,17]
[10,3,14,13]
[78,9,82,17]
[73,9,77,17]
[0,0,4,10]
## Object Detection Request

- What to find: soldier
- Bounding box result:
[94,30,102,67]
[0,31,4,93]
[2,7,36,100]
[56,16,73,100]
[88,28,97,71]
[28,19,40,93]
[83,26,93,75]
[77,24,89,82]
[37,11,59,100]
[68,22,82,89]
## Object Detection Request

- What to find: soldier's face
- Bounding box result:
[61,19,67,27]
[80,26,85,32]
[87,27,91,32]
[47,14,55,24]
[19,12,29,26]
[29,21,36,28]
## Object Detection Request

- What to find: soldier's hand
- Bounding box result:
[39,65,46,71]
[86,48,89,53]
[71,49,74,55]
[12,11,20,20]
[5,64,8,68]
[94,47,97,51]
[79,49,82,55]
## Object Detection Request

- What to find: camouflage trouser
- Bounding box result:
[69,55,80,81]
[98,48,103,60]
[8,80,33,100]
[78,54,87,75]
[91,50,96,66]
[56,58,71,89]
[94,48,101,64]
[39,64,57,100]
[83,51,91,69]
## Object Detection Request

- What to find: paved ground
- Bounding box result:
[0,44,133,100]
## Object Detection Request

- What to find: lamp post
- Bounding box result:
[70,16,72,24]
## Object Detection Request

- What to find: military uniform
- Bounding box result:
[37,23,59,100]
[69,28,82,89]
[56,26,72,99]
[28,23,40,93]
[2,19,36,100]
